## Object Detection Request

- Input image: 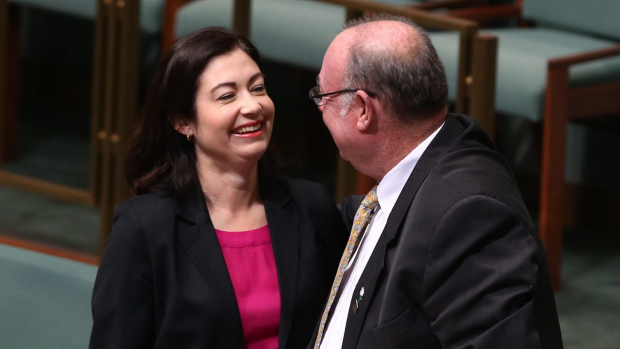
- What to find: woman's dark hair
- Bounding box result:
[125,27,275,199]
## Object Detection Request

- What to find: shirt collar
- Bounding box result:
[376,122,444,217]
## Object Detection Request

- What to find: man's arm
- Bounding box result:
[421,195,561,349]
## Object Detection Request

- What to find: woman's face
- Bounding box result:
[189,48,275,167]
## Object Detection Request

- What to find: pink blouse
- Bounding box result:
[215,225,281,349]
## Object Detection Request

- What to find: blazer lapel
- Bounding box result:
[177,197,244,349]
[342,114,463,348]
[264,192,299,349]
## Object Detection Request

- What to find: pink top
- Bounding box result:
[215,225,281,349]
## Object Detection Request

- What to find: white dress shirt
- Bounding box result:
[320,123,443,349]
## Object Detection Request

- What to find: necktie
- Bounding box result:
[314,185,379,349]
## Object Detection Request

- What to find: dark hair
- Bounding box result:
[125,27,273,199]
[341,14,448,121]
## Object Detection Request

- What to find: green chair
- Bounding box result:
[163,0,451,68]
[428,0,620,289]
[1,0,165,201]
[0,243,97,349]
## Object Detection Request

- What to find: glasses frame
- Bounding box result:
[309,86,376,106]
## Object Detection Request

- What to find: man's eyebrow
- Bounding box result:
[210,72,265,93]
[315,76,320,85]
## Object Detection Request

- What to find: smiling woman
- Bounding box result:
[89,28,348,349]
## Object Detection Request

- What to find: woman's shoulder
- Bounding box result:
[269,175,335,214]
[115,193,178,229]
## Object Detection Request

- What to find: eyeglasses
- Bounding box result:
[308,86,376,106]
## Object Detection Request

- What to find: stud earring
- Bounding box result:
[187,133,192,142]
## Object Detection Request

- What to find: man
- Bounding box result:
[308,14,563,349]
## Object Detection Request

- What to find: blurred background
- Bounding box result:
[0,0,619,348]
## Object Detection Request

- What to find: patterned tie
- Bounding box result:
[314,185,379,349]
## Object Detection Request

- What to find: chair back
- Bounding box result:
[523,0,620,40]
[0,244,97,349]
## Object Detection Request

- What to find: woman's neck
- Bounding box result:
[195,155,267,231]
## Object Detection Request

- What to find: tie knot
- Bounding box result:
[362,184,379,210]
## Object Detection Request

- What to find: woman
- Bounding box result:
[90,27,347,349]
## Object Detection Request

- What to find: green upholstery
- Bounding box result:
[523,0,620,41]
[9,0,165,34]
[176,0,347,70]
[0,243,97,349]
[430,28,620,122]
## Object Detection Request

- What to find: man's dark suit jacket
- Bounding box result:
[314,113,563,349]
[90,177,348,349]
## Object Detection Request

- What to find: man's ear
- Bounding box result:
[353,90,374,131]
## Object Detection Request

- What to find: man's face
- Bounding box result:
[317,37,357,162]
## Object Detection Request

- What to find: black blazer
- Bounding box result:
[90,177,348,349]
[312,114,563,349]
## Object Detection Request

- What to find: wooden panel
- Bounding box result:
[233,0,251,38]
[0,0,6,165]
[468,34,497,138]
[313,0,478,31]
[549,45,620,68]
[1,4,19,163]
[0,234,99,265]
[445,4,522,21]
[0,170,95,205]
[97,0,119,252]
[412,0,474,11]
[568,82,620,120]
[161,0,193,56]
[539,64,570,290]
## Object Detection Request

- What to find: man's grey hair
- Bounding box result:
[338,14,448,121]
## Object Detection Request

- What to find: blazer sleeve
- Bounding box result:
[421,195,545,349]
[90,202,155,349]
[319,185,350,276]
[339,195,364,230]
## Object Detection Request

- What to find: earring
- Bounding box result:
[186,133,192,142]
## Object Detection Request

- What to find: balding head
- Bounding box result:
[331,15,448,122]
[318,15,449,180]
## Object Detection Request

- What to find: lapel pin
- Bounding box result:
[352,287,365,314]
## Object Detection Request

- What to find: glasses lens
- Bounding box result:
[310,86,323,106]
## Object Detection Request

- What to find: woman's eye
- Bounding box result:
[218,93,235,101]
[252,85,266,93]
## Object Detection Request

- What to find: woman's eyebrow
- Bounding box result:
[210,73,265,93]
[211,82,236,93]
[249,72,265,84]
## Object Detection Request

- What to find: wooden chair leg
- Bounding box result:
[539,64,569,290]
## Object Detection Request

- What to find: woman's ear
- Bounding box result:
[172,116,193,137]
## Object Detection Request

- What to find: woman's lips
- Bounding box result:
[231,121,263,138]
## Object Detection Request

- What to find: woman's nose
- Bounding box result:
[239,95,262,116]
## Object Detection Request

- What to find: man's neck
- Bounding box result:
[374,112,446,181]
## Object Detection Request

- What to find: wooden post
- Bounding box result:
[455,29,475,113]
[98,0,141,252]
[113,0,140,209]
[1,2,19,163]
[233,0,251,38]
[0,0,6,165]
[97,0,119,253]
[539,63,569,290]
[469,34,497,138]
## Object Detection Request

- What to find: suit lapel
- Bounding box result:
[342,114,463,348]
[177,197,244,349]
[264,193,299,349]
